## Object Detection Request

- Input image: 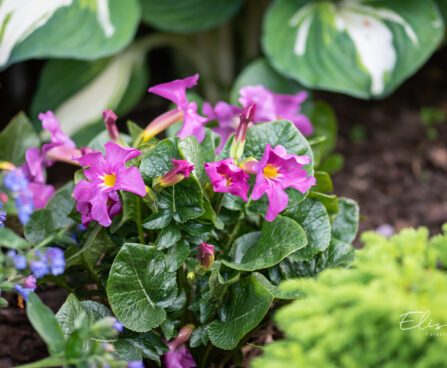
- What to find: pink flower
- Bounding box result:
[202,102,241,153]
[239,85,313,136]
[229,104,256,164]
[73,142,146,227]
[204,158,250,201]
[149,74,207,142]
[198,242,215,269]
[153,159,194,191]
[23,275,36,290]
[164,325,196,368]
[251,144,316,221]
[39,111,76,153]
[28,182,55,210]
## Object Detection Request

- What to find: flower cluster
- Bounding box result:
[3,168,34,224]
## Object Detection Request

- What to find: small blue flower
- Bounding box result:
[15,191,34,225]
[6,250,26,270]
[0,202,6,228]
[14,284,33,301]
[30,260,49,279]
[113,318,123,333]
[127,362,144,368]
[3,169,28,192]
[45,247,65,276]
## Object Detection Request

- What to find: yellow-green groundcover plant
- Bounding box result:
[252,225,447,368]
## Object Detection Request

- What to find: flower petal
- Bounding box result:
[104,142,142,168]
[114,166,146,197]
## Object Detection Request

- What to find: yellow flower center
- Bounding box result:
[103,173,117,187]
[263,164,279,178]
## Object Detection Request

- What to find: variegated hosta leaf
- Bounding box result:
[0,0,140,69]
[263,0,444,98]
[140,0,244,33]
[31,44,148,135]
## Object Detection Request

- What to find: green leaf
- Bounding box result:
[157,179,205,223]
[284,197,331,261]
[124,332,169,364]
[127,120,143,141]
[263,0,444,98]
[0,228,30,249]
[111,191,141,233]
[46,182,76,228]
[308,191,338,214]
[230,57,307,105]
[65,226,116,269]
[140,138,182,182]
[155,223,181,250]
[223,215,307,271]
[166,240,190,272]
[27,293,65,354]
[142,211,172,230]
[140,0,244,32]
[190,326,209,348]
[107,244,178,332]
[31,44,148,135]
[24,209,55,245]
[1,0,140,69]
[310,101,337,156]
[0,112,40,165]
[207,275,273,350]
[56,294,88,336]
[252,272,301,300]
[178,136,208,186]
[331,198,359,244]
[312,171,333,193]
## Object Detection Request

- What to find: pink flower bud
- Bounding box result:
[103,110,120,143]
[198,242,215,269]
[153,159,194,191]
[23,275,36,290]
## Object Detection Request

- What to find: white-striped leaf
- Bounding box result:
[0,0,140,69]
[263,0,444,98]
[31,44,148,136]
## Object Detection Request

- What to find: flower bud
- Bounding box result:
[198,242,215,269]
[103,110,120,143]
[152,159,194,191]
[230,103,256,164]
[0,161,16,171]
[45,146,82,165]
[91,317,121,338]
[139,109,184,144]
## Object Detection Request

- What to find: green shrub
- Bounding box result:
[252,226,447,368]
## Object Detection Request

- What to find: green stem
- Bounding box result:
[225,212,244,248]
[136,198,145,244]
[200,343,214,368]
[32,225,72,251]
[213,193,225,217]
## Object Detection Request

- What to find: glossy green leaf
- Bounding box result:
[312,171,333,193]
[0,228,30,249]
[140,0,244,32]
[46,182,76,229]
[263,0,444,98]
[207,275,273,350]
[27,293,65,355]
[190,326,209,348]
[252,272,301,300]
[331,197,359,244]
[166,240,190,272]
[31,44,147,135]
[230,57,307,105]
[111,191,141,233]
[308,191,338,214]
[178,136,208,186]
[155,223,181,250]
[0,112,40,165]
[1,0,140,69]
[24,210,55,245]
[142,211,172,230]
[223,215,307,271]
[65,226,115,269]
[284,197,331,260]
[107,244,178,332]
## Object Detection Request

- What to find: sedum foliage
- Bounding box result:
[252,226,447,368]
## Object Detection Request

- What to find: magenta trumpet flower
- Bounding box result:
[204,158,250,201]
[202,102,241,153]
[239,85,313,136]
[146,74,207,142]
[198,241,215,269]
[73,142,146,227]
[251,144,316,221]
